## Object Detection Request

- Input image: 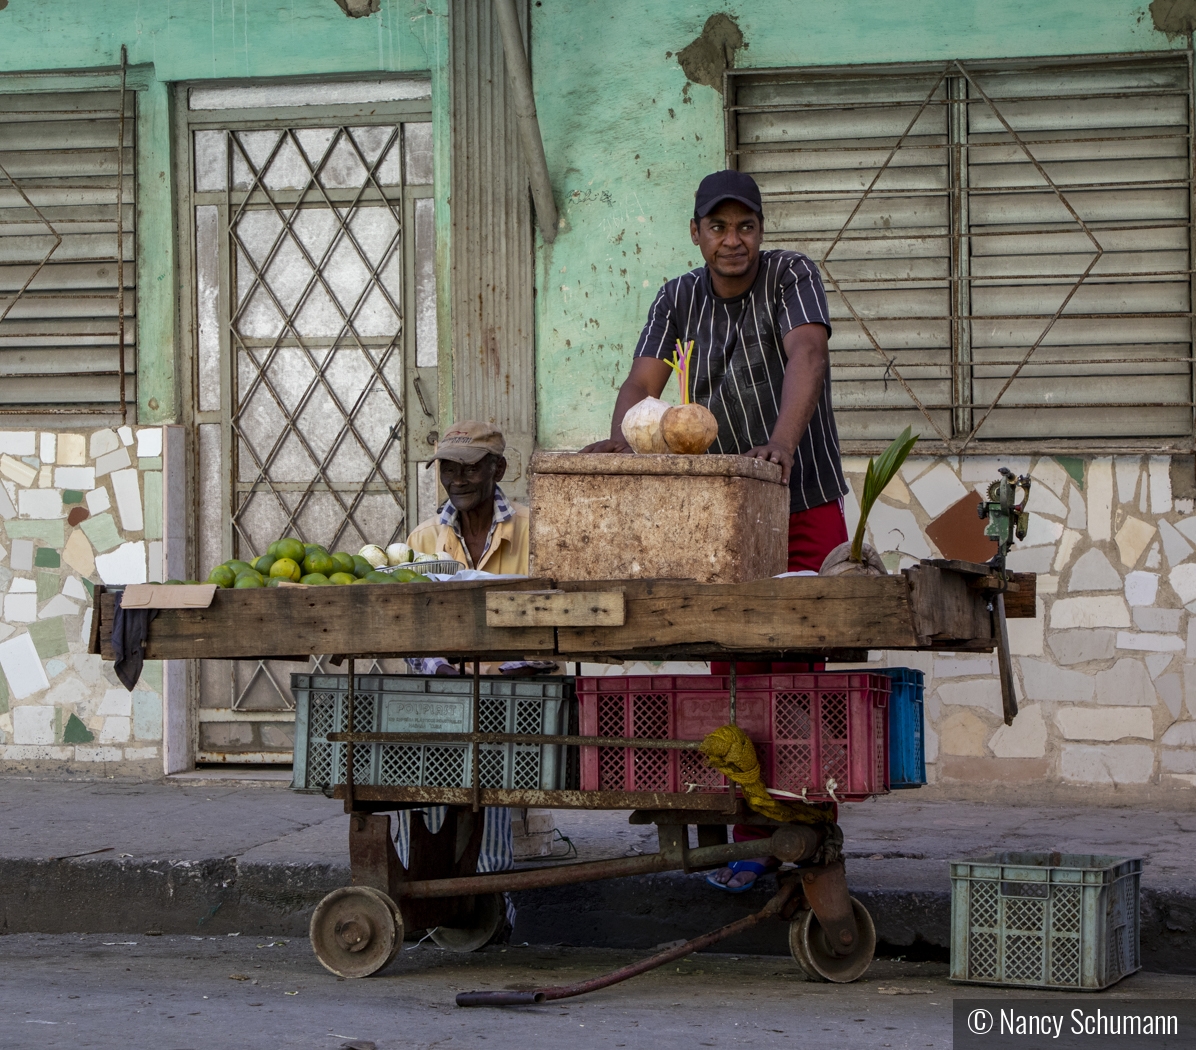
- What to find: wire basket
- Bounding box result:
[378,558,465,576]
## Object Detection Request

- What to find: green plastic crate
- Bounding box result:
[950,852,1141,990]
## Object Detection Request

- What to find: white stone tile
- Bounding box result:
[1021,514,1063,549]
[94,446,131,478]
[0,431,35,457]
[1146,542,1162,569]
[58,434,85,465]
[1019,657,1095,702]
[840,456,870,475]
[36,465,52,489]
[1150,456,1173,514]
[94,541,147,585]
[1158,519,1193,568]
[124,746,159,761]
[1006,546,1054,574]
[1178,499,1196,515]
[110,468,143,532]
[54,466,95,491]
[1088,458,1112,541]
[0,454,37,487]
[1114,516,1156,568]
[148,540,163,583]
[10,538,32,571]
[136,427,163,458]
[1188,621,1196,660]
[1060,743,1154,784]
[1007,598,1045,656]
[38,594,80,619]
[9,578,35,593]
[89,429,120,458]
[899,457,935,483]
[74,746,123,763]
[38,433,56,464]
[1170,563,1196,605]
[117,425,134,447]
[989,703,1047,758]
[909,462,968,518]
[98,716,131,743]
[3,593,36,622]
[1175,515,1196,547]
[1162,721,1196,747]
[18,489,62,519]
[80,607,92,646]
[1050,596,1131,629]
[63,530,94,577]
[880,473,910,505]
[0,541,5,563]
[0,632,49,698]
[0,482,14,520]
[62,575,88,602]
[1068,548,1122,592]
[1053,529,1081,573]
[1117,631,1184,652]
[1031,457,1069,497]
[97,687,132,716]
[85,486,111,514]
[866,503,932,559]
[1136,607,1182,633]
[843,481,860,542]
[959,456,1030,483]
[1157,673,1183,719]
[1056,706,1153,741]
[1051,629,1115,666]
[934,656,997,677]
[1027,484,1066,520]
[936,678,1003,716]
[1124,570,1159,606]
[1095,658,1156,705]
[1066,491,1086,530]
[1145,652,1174,678]
[12,705,54,745]
[1114,456,1141,504]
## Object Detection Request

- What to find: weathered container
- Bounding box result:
[949,852,1142,990]
[528,452,789,583]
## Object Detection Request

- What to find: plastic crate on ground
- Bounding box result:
[291,674,573,793]
[877,667,925,788]
[950,852,1142,990]
[577,673,890,801]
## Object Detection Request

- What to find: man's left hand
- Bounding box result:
[743,442,794,484]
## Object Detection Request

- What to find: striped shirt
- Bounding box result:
[634,249,848,512]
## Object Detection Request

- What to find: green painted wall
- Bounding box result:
[0,0,447,425]
[529,1,1189,449]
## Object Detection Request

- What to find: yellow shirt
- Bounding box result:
[406,495,530,576]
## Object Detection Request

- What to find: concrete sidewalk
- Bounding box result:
[1,774,1193,972]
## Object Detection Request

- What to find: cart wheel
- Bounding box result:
[429,893,506,953]
[310,886,404,979]
[788,897,876,984]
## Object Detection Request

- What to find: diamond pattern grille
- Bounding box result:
[379,744,421,786]
[424,745,468,787]
[971,880,999,929]
[969,930,998,980]
[631,693,670,791]
[819,691,849,786]
[304,691,337,787]
[1005,896,1046,934]
[597,694,627,790]
[1050,934,1080,986]
[1052,886,1080,935]
[512,746,541,789]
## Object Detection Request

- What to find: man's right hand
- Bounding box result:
[578,437,632,454]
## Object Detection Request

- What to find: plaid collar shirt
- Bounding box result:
[437,485,514,569]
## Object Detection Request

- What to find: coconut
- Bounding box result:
[620,396,671,454]
[818,541,888,577]
[661,403,719,454]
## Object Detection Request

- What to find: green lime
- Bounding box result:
[303,551,335,576]
[266,577,284,587]
[267,540,281,558]
[234,574,264,588]
[391,568,428,583]
[351,577,371,584]
[328,571,357,586]
[269,557,302,582]
[207,565,236,588]
[331,552,355,574]
[300,572,329,586]
[164,579,183,585]
[366,571,396,584]
[225,559,254,576]
[351,555,374,578]
[235,569,264,584]
[304,543,328,558]
[253,554,276,574]
[275,538,305,564]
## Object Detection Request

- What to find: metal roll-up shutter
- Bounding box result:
[729,55,1194,448]
[0,89,135,416]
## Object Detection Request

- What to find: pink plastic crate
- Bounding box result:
[577,674,890,801]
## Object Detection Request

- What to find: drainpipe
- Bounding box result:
[493,0,559,243]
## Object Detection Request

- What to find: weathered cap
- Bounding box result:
[694,169,763,220]
[433,420,506,464]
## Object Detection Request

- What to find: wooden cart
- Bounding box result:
[92,560,1033,986]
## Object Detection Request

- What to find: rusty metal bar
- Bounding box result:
[343,657,356,815]
[471,661,481,813]
[116,44,128,426]
[327,731,704,749]
[399,834,792,899]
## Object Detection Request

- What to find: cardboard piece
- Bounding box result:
[120,583,218,609]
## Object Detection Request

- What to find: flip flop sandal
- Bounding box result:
[706,859,770,894]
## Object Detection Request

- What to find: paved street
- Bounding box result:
[2,933,1194,1050]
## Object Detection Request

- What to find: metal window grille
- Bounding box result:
[727,53,1195,451]
[0,87,136,418]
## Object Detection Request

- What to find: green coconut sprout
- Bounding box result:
[851,426,920,563]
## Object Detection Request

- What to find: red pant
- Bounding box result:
[716,499,847,846]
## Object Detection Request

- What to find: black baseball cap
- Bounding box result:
[694,169,763,220]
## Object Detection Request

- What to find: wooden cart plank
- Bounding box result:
[96,578,558,661]
[485,589,626,627]
[332,784,740,812]
[553,575,921,655]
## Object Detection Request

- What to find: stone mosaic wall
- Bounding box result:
[0,427,165,774]
[845,453,1196,794]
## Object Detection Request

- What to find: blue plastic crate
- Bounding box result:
[878,667,925,788]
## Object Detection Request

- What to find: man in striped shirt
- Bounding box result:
[583,169,849,890]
